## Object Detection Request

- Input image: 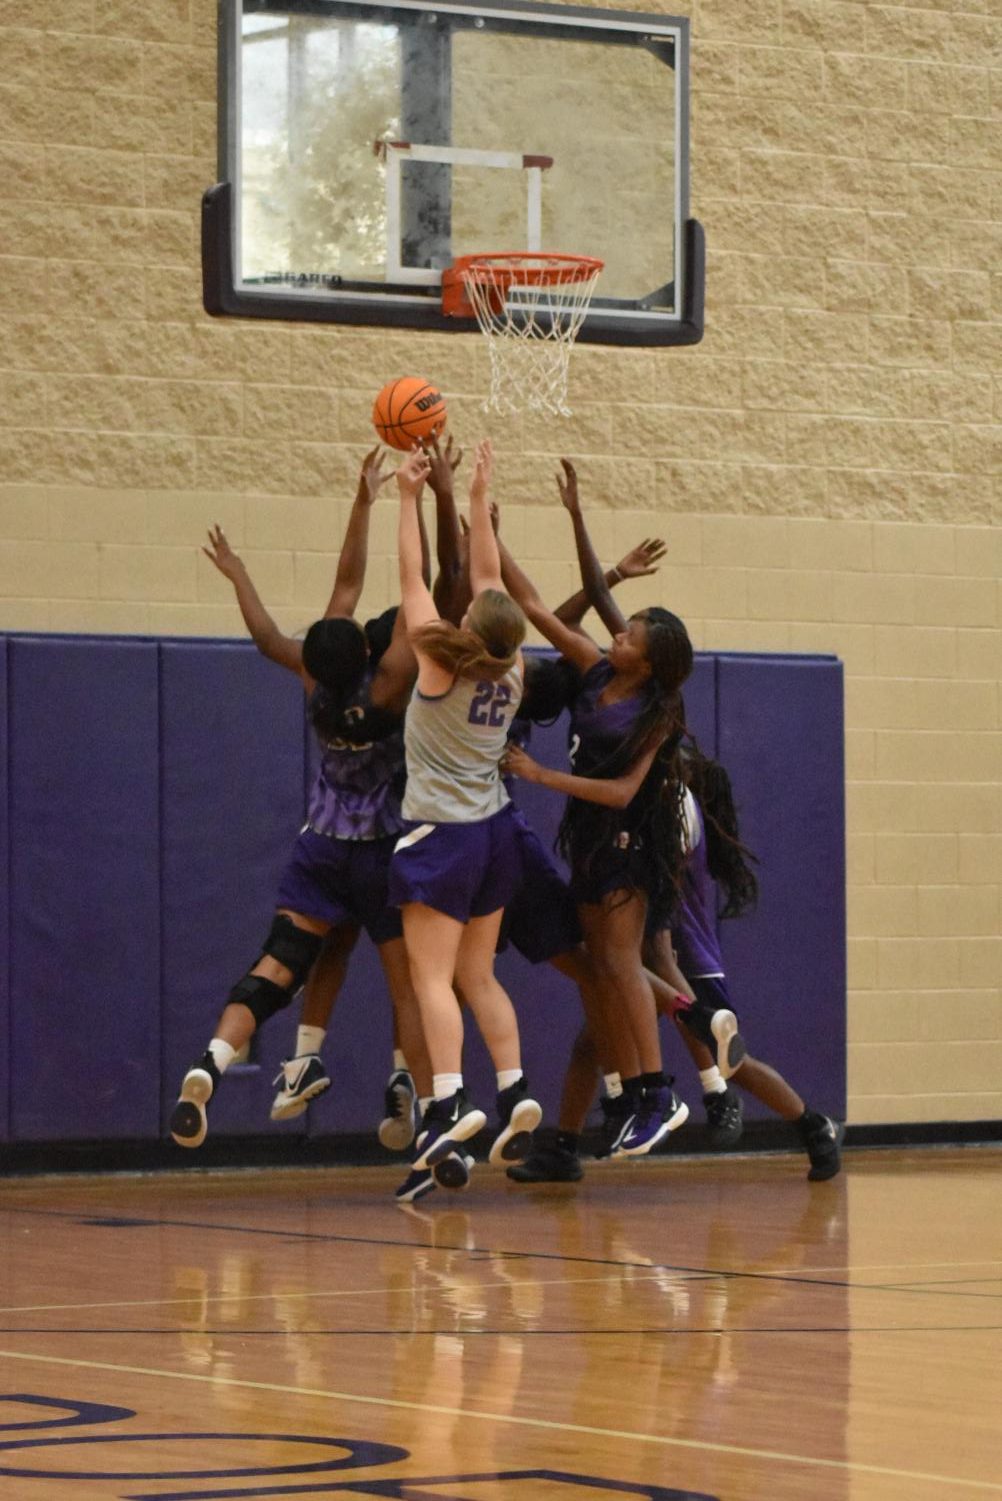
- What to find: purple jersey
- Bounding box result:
[305,679,406,842]
[672,788,725,978]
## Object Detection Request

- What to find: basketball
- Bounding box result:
[372,376,447,451]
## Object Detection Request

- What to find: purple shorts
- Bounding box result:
[500,810,582,964]
[274,828,402,945]
[389,803,523,924]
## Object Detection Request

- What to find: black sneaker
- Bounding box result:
[799,1113,845,1181]
[704,1087,743,1149]
[169,1052,220,1148]
[488,1078,543,1166]
[433,1152,475,1191]
[412,1090,487,1171]
[681,1003,747,1079]
[378,1068,417,1151]
[507,1129,583,1183]
[594,1093,634,1158]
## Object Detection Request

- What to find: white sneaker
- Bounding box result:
[270,1054,331,1121]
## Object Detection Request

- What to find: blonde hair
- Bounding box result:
[414,588,526,682]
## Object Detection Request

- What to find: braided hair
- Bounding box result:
[558,608,694,924]
[683,737,759,919]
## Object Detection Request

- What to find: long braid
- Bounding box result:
[683,737,759,919]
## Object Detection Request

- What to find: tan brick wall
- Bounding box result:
[0,0,998,1125]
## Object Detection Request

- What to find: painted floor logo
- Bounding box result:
[0,1394,721,1500]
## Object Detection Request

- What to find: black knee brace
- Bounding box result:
[227,974,296,1027]
[226,916,324,1027]
[262,913,324,987]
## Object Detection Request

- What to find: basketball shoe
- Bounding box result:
[488,1078,543,1166]
[412,1090,487,1170]
[506,1128,583,1183]
[618,1079,689,1157]
[681,1003,746,1078]
[270,1054,331,1121]
[704,1086,744,1149]
[378,1068,418,1151]
[396,1152,474,1204]
[799,1113,845,1181]
[594,1092,634,1159]
[169,1052,220,1148]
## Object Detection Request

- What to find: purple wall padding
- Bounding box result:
[715,654,846,1118]
[0,638,9,1142]
[7,637,161,1140]
[0,634,846,1145]
[158,643,307,1137]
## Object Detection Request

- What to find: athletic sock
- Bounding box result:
[207,1038,237,1075]
[393,1048,408,1072]
[497,1068,523,1092]
[433,1072,463,1101]
[700,1067,727,1095]
[603,1072,623,1099]
[296,1025,326,1058]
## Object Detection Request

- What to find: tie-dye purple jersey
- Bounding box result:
[305,681,406,842]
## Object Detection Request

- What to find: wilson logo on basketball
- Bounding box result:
[415,391,442,411]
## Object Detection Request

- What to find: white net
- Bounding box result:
[459,255,603,417]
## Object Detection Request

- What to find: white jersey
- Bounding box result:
[403,665,523,823]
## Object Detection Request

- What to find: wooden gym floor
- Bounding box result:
[0,1145,999,1501]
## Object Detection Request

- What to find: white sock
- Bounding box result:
[700,1067,727,1095]
[418,1096,433,1117]
[603,1072,623,1099]
[393,1049,408,1072]
[496,1068,523,1092]
[296,1025,326,1058]
[433,1072,463,1101]
[208,1038,237,1075]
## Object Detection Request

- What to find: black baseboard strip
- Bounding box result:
[1,1118,1000,1179]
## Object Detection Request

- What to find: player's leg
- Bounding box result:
[453,907,542,1168]
[578,891,686,1157]
[170,908,327,1148]
[377,934,430,1151]
[270,923,360,1121]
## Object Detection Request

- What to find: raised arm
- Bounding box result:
[396,447,436,629]
[324,446,392,618]
[556,458,628,637]
[497,535,602,674]
[467,439,504,595]
[553,536,668,630]
[427,435,467,623]
[203,525,303,675]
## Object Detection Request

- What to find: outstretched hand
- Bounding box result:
[396,445,431,499]
[424,434,463,493]
[616,537,667,579]
[357,445,393,506]
[555,458,580,515]
[469,438,494,506]
[202,524,244,580]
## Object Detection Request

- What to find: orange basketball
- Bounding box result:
[372,376,447,451]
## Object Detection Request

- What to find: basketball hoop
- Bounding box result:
[442,253,603,417]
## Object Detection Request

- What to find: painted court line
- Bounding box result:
[1,1346,1000,1494]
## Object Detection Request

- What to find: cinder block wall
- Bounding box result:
[0,1,999,1125]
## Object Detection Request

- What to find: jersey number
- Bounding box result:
[468,681,512,727]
